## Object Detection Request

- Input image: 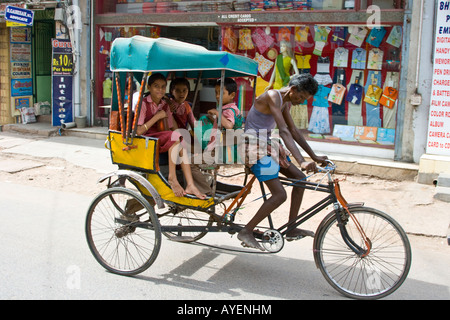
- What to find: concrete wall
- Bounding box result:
[0,23,13,125]
[77,0,91,125]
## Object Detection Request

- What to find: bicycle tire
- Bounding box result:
[313,206,411,300]
[85,187,161,276]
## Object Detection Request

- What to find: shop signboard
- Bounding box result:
[4,6,34,26]
[51,39,74,126]
[427,1,450,156]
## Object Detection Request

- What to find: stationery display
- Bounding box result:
[219,24,402,145]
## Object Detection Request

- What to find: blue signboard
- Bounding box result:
[5,6,34,26]
[52,39,74,126]
[52,75,73,126]
[11,78,33,96]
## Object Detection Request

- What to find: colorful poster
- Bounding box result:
[11,78,32,96]
[427,1,450,155]
[9,26,32,111]
[11,96,33,109]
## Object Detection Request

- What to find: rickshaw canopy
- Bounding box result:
[110,36,258,78]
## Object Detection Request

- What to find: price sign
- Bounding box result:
[52,39,73,76]
[52,53,73,75]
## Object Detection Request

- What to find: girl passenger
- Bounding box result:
[136,73,205,200]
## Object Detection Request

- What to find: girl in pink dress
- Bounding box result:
[166,77,196,130]
[136,73,205,199]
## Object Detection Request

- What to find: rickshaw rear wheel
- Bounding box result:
[158,204,222,243]
[85,187,161,276]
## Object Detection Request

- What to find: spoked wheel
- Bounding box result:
[313,206,411,300]
[85,187,161,276]
[158,204,219,243]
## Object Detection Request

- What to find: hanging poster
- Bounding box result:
[52,39,74,126]
[427,1,450,156]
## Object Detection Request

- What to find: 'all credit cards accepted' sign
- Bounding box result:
[5,6,34,26]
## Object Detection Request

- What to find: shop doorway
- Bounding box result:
[32,20,55,106]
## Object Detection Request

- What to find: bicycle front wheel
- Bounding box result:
[85,187,161,276]
[314,206,411,300]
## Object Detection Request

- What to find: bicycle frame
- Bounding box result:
[156,163,370,257]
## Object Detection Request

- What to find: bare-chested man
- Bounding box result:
[238,73,329,251]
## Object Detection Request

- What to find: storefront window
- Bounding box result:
[96,0,404,14]
[96,25,160,121]
[222,25,402,148]
[95,25,222,122]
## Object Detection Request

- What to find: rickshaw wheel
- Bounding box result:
[85,187,161,276]
[158,204,222,243]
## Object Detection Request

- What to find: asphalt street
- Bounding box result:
[0,132,449,300]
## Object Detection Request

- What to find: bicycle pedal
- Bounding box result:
[285,235,305,242]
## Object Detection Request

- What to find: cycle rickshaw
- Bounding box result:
[85,36,411,300]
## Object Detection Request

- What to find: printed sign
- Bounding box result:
[4,6,34,26]
[11,78,32,96]
[427,1,450,155]
[52,76,73,126]
[11,96,33,109]
[10,27,31,43]
[52,39,73,126]
[11,61,32,79]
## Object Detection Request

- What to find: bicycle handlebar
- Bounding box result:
[316,160,336,173]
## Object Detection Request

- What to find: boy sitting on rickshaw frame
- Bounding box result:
[176,73,328,251]
[237,73,329,251]
[136,72,327,251]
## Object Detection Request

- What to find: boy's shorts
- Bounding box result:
[250,155,291,182]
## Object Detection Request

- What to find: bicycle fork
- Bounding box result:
[333,180,372,258]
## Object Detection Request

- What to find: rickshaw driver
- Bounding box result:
[238,74,329,251]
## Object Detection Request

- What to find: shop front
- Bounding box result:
[93,0,408,159]
[0,4,59,126]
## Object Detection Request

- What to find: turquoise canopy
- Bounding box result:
[110,36,258,78]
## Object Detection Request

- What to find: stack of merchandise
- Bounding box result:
[234,0,251,11]
[217,0,234,11]
[277,0,294,10]
[176,1,188,12]
[250,0,265,11]
[185,1,203,12]
[292,0,312,10]
[263,1,279,10]
[202,1,217,12]
[143,1,156,13]
[155,1,175,13]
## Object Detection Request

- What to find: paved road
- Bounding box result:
[0,181,449,300]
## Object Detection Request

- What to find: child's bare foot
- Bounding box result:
[169,178,186,197]
[185,184,206,199]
